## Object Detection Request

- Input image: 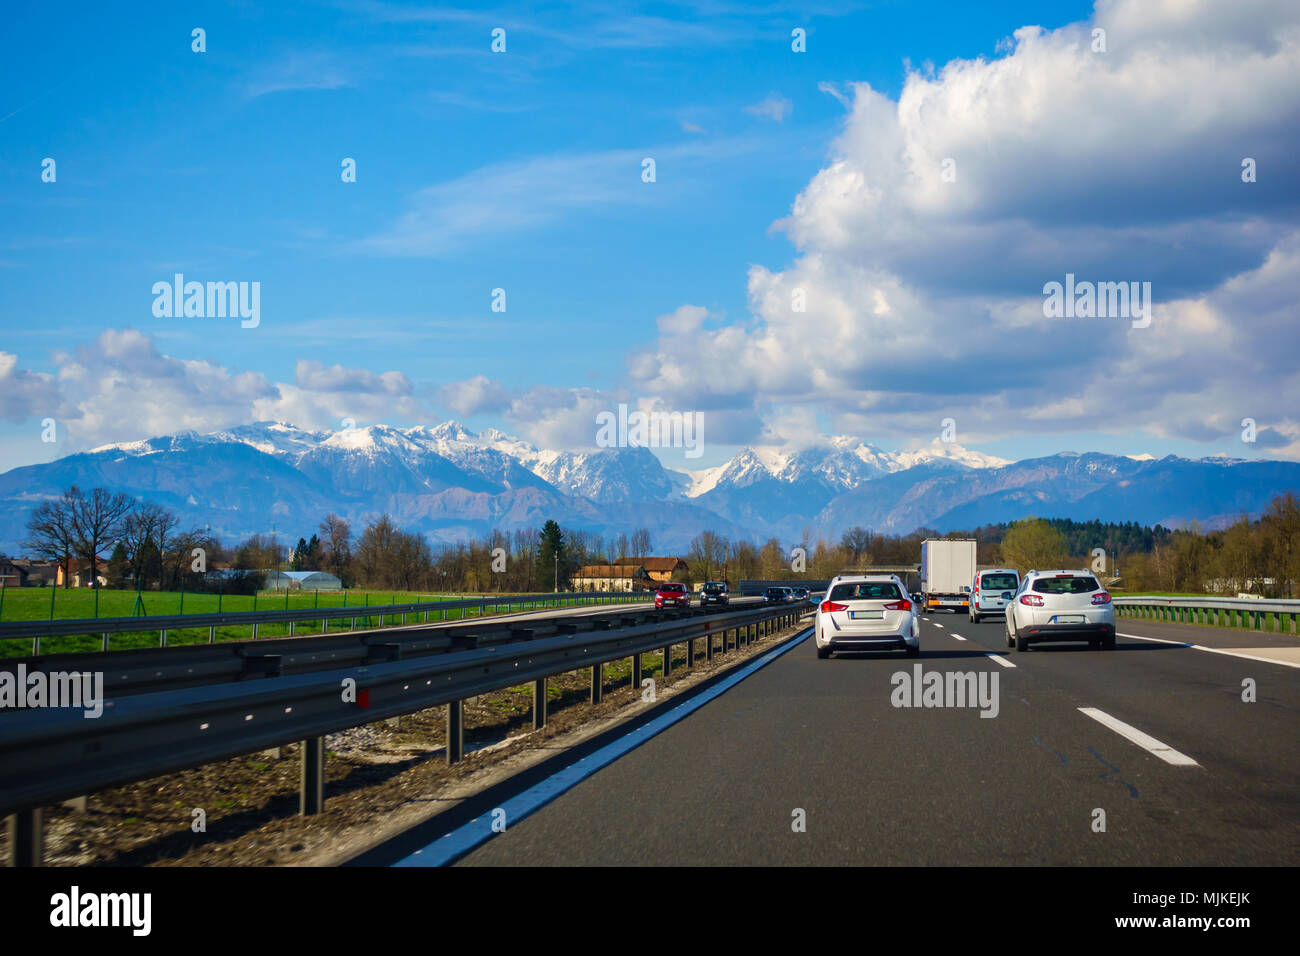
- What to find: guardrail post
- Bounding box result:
[7,809,42,867]
[160,628,168,647]
[662,642,673,675]
[591,663,603,704]
[632,652,643,690]
[687,638,695,667]
[705,625,714,661]
[533,678,547,729]
[102,632,110,651]
[446,700,464,764]
[208,625,216,643]
[300,737,324,816]
[289,621,295,636]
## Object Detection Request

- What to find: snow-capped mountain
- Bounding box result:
[2,421,1295,551]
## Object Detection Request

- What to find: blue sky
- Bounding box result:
[2,0,1297,472]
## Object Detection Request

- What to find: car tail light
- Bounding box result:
[883,599,911,611]
[1092,592,1112,605]
[1019,594,1045,607]
[820,600,848,613]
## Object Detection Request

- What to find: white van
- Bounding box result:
[969,568,1020,623]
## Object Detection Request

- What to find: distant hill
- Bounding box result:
[0,422,1294,551]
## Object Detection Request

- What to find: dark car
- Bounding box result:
[700,581,730,606]
[763,587,789,604]
[655,582,690,609]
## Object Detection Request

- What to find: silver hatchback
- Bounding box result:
[1005,570,1116,651]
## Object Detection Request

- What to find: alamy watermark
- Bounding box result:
[0,665,104,718]
[890,664,999,718]
[152,273,260,328]
[595,403,703,459]
[1042,273,1151,328]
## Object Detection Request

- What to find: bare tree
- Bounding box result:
[688,530,728,583]
[23,489,80,587]
[319,513,353,584]
[630,527,652,559]
[66,487,135,588]
[840,526,871,563]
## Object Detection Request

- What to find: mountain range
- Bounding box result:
[0,421,1295,553]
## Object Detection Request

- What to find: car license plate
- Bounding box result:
[1053,614,1084,624]
[850,610,884,620]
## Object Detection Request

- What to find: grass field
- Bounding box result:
[0,587,639,658]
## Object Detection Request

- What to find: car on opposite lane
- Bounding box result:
[763,586,790,605]
[815,574,920,659]
[1005,570,1115,651]
[655,582,690,609]
[700,580,730,607]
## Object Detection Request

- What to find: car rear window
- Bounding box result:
[829,582,901,601]
[1031,575,1099,594]
[979,573,1018,591]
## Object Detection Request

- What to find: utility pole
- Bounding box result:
[554,549,558,594]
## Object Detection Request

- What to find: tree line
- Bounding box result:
[18,486,1299,597]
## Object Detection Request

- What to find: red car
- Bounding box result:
[654,582,690,609]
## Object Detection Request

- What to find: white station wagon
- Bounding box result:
[815,574,920,659]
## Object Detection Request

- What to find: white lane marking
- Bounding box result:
[1118,632,1300,670]
[951,633,967,641]
[986,653,1015,668]
[933,623,944,629]
[391,626,813,866]
[1077,707,1199,767]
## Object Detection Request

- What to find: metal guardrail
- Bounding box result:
[0,601,810,865]
[0,600,685,699]
[1112,595,1300,634]
[0,591,648,654]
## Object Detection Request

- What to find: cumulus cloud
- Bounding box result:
[625,0,1300,457]
[437,374,512,417]
[0,352,60,422]
[6,329,431,449]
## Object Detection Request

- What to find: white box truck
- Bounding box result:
[920,539,977,613]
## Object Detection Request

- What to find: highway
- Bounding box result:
[430,613,1300,866]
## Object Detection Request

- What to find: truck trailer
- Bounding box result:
[920,539,977,613]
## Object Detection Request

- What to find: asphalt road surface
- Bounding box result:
[454,612,1299,865]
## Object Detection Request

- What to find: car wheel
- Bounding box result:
[816,645,831,659]
[1015,633,1029,652]
[971,612,981,624]
[1103,633,1116,650]
[906,643,920,658]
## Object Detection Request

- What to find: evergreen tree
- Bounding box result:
[536,520,566,591]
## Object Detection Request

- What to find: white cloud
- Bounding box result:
[356,139,755,256]
[437,374,512,417]
[745,95,792,123]
[5,329,431,449]
[623,0,1300,457]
